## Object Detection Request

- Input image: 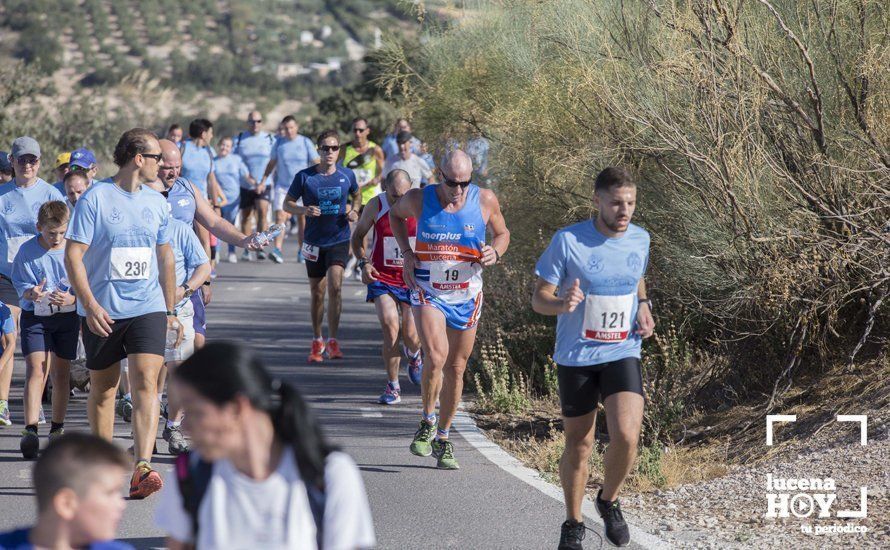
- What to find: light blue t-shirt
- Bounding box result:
[66,181,171,320]
[54,180,65,195]
[535,221,650,367]
[0,302,13,336]
[213,154,249,203]
[168,218,208,285]
[11,236,70,312]
[233,131,275,187]
[0,179,65,277]
[271,135,319,189]
[180,141,215,197]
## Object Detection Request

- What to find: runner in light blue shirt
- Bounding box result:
[232,112,276,256]
[169,217,209,287]
[0,178,64,279]
[180,119,222,207]
[260,116,319,263]
[66,180,171,320]
[214,136,256,261]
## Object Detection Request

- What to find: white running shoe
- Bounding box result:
[227,252,237,264]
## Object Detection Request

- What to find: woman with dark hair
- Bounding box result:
[154,341,375,549]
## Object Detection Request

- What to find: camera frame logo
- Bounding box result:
[764,414,869,536]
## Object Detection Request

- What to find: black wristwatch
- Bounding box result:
[638,299,653,312]
[358,258,369,269]
[203,280,212,287]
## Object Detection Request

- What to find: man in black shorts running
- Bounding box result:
[532,167,655,548]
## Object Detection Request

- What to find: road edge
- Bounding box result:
[453,407,670,550]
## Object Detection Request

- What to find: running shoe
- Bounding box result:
[378,385,401,405]
[129,461,163,499]
[257,250,267,260]
[289,224,299,236]
[269,247,284,264]
[38,407,46,425]
[227,252,238,264]
[210,269,217,280]
[308,339,325,363]
[403,345,423,386]
[558,519,586,550]
[595,490,630,547]
[409,420,436,457]
[0,401,10,426]
[48,428,64,443]
[241,250,251,262]
[431,438,460,470]
[326,338,343,359]
[345,255,357,274]
[297,251,305,264]
[20,429,39,459]
[163,425,189,455]
[115,395,133,423]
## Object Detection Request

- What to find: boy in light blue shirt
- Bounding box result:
[12,201,78,458]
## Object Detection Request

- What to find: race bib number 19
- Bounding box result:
[301,243,320,262]
[110,247,152,280]
[431,261,472,291]
[581,293,634,343]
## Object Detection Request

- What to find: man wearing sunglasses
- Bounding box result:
[233,111,276,261]
[342,117,385,210]
[390,149,510,470]
[382,131,433,189]
[0,137,65,426]
[65,128,181,500]
[284,130,360,363]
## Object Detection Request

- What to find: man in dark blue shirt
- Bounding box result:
[285,129,360,364]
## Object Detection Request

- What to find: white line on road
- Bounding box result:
[354,289,365,297]
[251,286,262,291]
[360,407,383,418]
[452,407,668,549]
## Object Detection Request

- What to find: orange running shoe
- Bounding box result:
[326,338,343,359]
[308,339,325,363]
[129,460,163,499]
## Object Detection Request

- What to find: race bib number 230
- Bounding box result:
[581,293,634,343]
[110,247,151,280]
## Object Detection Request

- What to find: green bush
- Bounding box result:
[378,0,889,423]
[473,330,531,414]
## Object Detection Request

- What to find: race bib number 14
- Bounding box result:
[301,243,320,262]
[581,293,634,343]
[383,236,415,267]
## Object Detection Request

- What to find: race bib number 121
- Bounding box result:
[581,293,634,343]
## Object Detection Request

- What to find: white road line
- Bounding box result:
[360,407,383,418]
[452,407,668,549]
[251,286,262,291]
[354,289,365,297]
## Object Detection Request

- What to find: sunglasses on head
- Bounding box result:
[319,145,340,153]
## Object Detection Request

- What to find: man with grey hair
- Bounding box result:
[382,131,433,189]
[233,111,276,261]
[0,137,64,426]
[390,150,510,469]
[351,169,423,405]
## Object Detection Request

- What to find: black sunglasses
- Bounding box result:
[353,127,368,133]
[140,153,163,162]
[319,145,340,153]
[249,119,263,124]
[440,170,471,188]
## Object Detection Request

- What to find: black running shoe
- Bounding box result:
[20,429,39,460]
[558,519,585,550]
[596,490,630,546]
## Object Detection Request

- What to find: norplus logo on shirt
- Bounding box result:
[421,230,462,241]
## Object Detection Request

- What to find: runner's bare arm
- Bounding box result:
[636,278,655,338]
[351,197,378,259]
[208,172,225,207]
[193,182,255,248]
[347,189,362,222]
[0,332,15,371]
[260,158,277,186]
[532,278,584,316]
[389,188,423,288]
[180,261,212,303]
[372,146,385,185]
[64,240,113,336]
[480,189,510,267]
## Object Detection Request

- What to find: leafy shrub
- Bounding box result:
[473,330,531,414]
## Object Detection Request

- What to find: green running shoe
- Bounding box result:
[0,400,10,426]
[432,438,460,470]
[410,420,436,457]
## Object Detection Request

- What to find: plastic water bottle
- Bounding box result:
[165,324,179,350]
[251,224,284,248]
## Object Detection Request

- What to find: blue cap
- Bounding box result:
[0,151,10,172]
[69,148,97,169]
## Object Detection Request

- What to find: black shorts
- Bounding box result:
[239,187,271,210]
[557,357,644,418]
[81,312,166,370]
[20,310,80,360]
[305,242,350,279]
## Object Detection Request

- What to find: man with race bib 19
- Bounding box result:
[351,169,423,405]
[284,130,360,363]
[65,128,183,500]
[532,167,655,549]
[390,150,510,469]
[260,116,319,264]
[0,137,65,426]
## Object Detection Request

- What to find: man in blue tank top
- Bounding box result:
[390,150,510,470]
[532,167,655,549]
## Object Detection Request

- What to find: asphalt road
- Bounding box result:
[0,236,651,549]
